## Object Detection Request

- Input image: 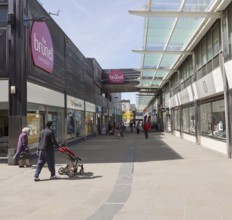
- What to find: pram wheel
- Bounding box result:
[68,170,75,178]
[79,165,84,175]
[58,167,65,175]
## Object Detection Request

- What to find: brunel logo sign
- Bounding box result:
[31,22,54,73]
[109,70,124,84]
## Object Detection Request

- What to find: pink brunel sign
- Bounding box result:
[31,22,54,73]
[109,70,124,84]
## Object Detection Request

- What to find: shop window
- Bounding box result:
[27,112,43,144]
[200,100,226,140]
[200,103,211,136]
[0,109,7,157]
[85,112,94,135]
[0,110,8,137]
[182,106,195,134]
[182,108,189,133]
[173,108,180,131]
[67,109,83,139]
[189,106,195,134]
[212,100,226,139]
[48,111,62,143]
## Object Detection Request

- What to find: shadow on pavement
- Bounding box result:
[58,132,184,164]
[34,172,102,181]
[30,132,183,165]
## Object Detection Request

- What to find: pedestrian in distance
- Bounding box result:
[143,121,150,139]
[34,121,60,182]
[14,127,31,168]
[129,121,133,133]
[136,121,141,134]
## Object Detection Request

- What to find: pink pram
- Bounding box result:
[57,146,84,178]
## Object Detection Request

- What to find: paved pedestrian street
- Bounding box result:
[1,131,232,220]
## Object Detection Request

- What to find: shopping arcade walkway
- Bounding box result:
[1,130,232,220]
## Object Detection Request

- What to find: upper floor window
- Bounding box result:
[0,7,7,25]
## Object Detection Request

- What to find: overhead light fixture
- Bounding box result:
[23,15,49,27]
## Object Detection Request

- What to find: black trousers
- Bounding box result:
[144,130,148,138]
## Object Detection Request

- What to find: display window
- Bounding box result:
[47,107,63,143]
[85,112,95,135]
[189,106,195,134]
[182,106,195,134]
[27,112,43,144]
[0,109,8,157]
[0,110,8,137]
[173,108,180,131]
[27,103,64,144]
[200,100,226,140]
[67,109,83,139]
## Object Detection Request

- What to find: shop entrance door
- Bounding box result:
[0,110,8,157]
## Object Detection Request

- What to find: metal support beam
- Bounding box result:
[134,68,177,72]
[132,49,192,55]
[128,10,221,19]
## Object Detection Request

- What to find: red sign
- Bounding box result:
[31,22,54,73]
[109,70,124,84]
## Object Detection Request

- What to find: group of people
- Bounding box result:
[134,120,151,139]
[15,119,151,181]
[15,121,60,182]
[108,121,125,137]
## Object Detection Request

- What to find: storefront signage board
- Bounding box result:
[109,70,124,84]
[67,96,84,111]
[31,22,54,73]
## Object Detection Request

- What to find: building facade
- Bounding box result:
[0,0,123,164]
[144,1,232,157]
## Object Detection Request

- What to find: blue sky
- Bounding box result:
[39,0,145,104]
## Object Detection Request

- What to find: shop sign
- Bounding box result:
[85,101,96,112]
[96,106,102,113]
[31,22,54,73]
[0,80,8,102]
[67,96,84,110]
[109,70,124,84]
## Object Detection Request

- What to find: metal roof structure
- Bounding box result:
[129,0,232,111]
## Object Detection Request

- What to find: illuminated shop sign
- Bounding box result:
[109,70,124,84]
[31,22,54,73]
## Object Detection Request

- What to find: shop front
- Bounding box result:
[66,95,84,142]
[27,82,65,150]
[96,106,102,135]
[1,0,110,164]
[0,80,8,158]
[85,102,96,137]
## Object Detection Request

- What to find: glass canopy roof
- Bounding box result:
[129,0,229,111]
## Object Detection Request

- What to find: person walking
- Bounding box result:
[136,121,141,134]
[14,127,31,168]
[143,121,150,139]
[34,121,60,182]
[129,121,133,132]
